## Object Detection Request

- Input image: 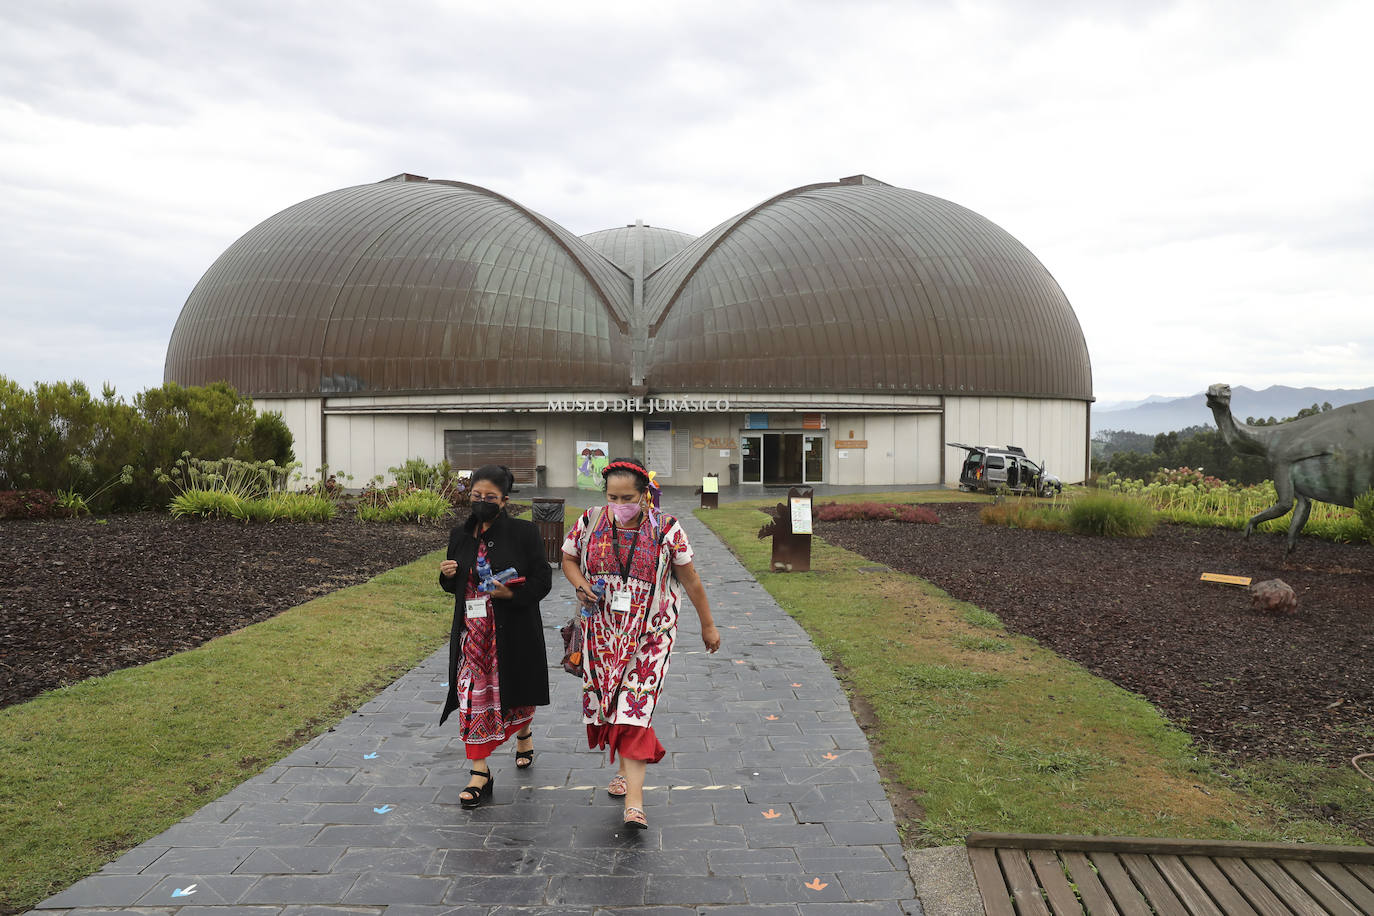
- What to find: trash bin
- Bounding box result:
[728,463,739,486]
[530,497,565,565]
[535,464,547,488]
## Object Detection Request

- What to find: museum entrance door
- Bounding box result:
[740,432,825,486]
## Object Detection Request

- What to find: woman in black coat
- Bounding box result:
[438,464,552,808]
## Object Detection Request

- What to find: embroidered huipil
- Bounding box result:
[456,541,533,757]
[561,509,694,742]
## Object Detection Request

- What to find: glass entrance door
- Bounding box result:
[741,434,763,484]
[803,434,824,484]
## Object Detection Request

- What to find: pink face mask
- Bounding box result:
[609,502,641,525]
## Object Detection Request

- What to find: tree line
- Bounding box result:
[1093,402,1335,484]
[0,377,293,511]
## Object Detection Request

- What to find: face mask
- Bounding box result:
[609,502,641,525]
[471,501,501,523]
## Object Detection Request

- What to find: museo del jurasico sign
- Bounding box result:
[545,397,731,413]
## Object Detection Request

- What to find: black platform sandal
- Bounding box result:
[514,730,535,769]
[459,767,493,808]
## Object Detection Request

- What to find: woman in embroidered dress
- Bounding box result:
[560,457,720,830]
[439,465,552,808]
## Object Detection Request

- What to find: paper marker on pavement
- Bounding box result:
[373,804,394,814]
[171,885,198,898]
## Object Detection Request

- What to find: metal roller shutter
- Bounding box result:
[444,429,538,484]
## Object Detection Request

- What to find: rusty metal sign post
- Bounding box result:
[757,487,813,572]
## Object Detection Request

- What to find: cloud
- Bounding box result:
[2,0,1372,403]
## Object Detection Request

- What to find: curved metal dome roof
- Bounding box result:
[645,176,1092,398]
[581,224,696,276]
[165,174,633,396]
[166,173,1092,401]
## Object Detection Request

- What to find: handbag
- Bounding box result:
[559,616,584,677]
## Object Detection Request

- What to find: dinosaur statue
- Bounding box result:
[1206,382,1374,553]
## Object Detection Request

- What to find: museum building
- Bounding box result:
[164,173,1094,489]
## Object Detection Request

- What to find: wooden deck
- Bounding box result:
[966,832,1374,915]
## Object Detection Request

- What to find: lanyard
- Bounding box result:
[612,520,642,581]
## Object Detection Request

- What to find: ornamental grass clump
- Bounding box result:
[1064,491,1156,538]
[979,498,1064,531]
[159,454,313,521]
[355,489,450,523]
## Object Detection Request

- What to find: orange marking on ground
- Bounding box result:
[805,878,829,890]
[822,752,838,761]
[762,808,782,819]
[765,715,779,721]
[791,682,802,687]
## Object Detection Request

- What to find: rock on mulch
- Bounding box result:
[0,514,450,709]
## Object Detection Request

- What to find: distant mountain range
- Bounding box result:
[1092,385,1374,436]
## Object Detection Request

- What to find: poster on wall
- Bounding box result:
[576,441,609,490]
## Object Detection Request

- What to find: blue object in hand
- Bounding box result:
[580,579,606,617]
[475,553,520,593]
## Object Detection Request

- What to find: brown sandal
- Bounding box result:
[623,805,647,830]
[607,774,627,798]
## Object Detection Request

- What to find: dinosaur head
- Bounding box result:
[1205,383,1232,411]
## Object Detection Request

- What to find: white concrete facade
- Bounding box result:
[256,391,1089,489]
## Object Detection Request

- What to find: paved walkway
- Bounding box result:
[33,496,925,915]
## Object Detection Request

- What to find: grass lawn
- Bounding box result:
[697,490,1367,848]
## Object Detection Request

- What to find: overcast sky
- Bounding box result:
[3,0,1371,406]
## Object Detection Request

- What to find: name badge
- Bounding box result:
[465,598,489,619]
[610,591,632,613]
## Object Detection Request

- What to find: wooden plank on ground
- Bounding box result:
[968,846,1017,916]
[1061,851,1120,916]
[1347,862,1374,890]
[1027,849,1081,915]
[1119,852,1188,916]
[998,847,1052,916]
[1213,856,1293,916]
[965,832,1374,864]
[1150,854,1224,916]
[1314,861,1374,913]
[1182,855,1259,916]
[1086,852,1153,916]
[1245,857,1330,916]
[1278,859,1363,916]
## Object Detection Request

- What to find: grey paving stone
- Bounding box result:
[798,903,914,914]
[658,824,747,850]
[706,847,802,875]
[144,846,254,875]
[836,870,918,901]
[96,846,172,875]
[172,907,283,916]
[644,874,748,905]
[135,875,260,906]
[221,825,324,848]
[35,876,164,909]
[743,874,846,904]
[333,846,440,874]
[824,821,902,846]
[341,874,452,905]
[233,846,345,875]
[742,824,834,849]
[441,875,548,904]
[546,874,645,906]
[237,875,361,905]
[276,907,381,916]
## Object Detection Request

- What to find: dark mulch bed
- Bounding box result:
[820,503,1374,768]
[0,514,450,709]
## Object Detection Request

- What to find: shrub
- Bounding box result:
[1064,491,1156,537]
[250,411,295,465]
[0,489,60,519]
[814,501,939,524]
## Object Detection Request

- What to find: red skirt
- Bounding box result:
[587,723,665,764]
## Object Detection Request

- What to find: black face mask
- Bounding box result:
[470,501,501,524]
